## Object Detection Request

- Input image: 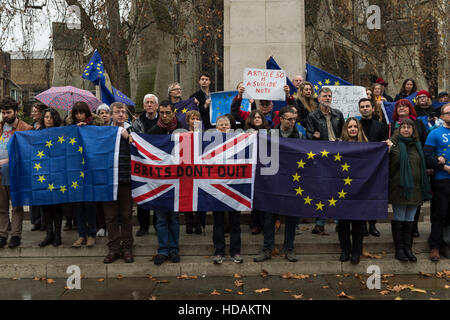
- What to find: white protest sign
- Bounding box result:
[243,68,286,101]
[323,86,367,118]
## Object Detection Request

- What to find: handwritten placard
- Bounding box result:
[323,86,367,118]
[243,68,286,101]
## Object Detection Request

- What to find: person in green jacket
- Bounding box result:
[386,118,431,262]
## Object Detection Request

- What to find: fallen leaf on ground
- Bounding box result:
[322,286,329,289]
[388,284,413,292]
[409,288,426,294]
[260,270,268,278]
[271,247,280,256]
[444,285,449,289]
[148,296,157,300]
[292,294,303,299]
[64,286,70,290]
[32,277,40,281]
[336,274,344,278]
[283,290,292,293]
[381,274,394,279]
[97,278,105,282]
[234,273,241,278]
[419,272,432,277]
[116,275,124,280]
[301,226,309,231]
[47,279,55,284]
[362,249,382,259]
[146,274,153,279]
[429,298,440,300]
[237,291,244,295]
[234,280,244,287]
[337,291,355,299]
[189,276,198,279]
[338,282,343,286]
[11,277,18,280]
[343,274,350,277]
[380,290,390,295]
[210,289,221,296]
[225,289,233,293]
[157,280,169,284]
[255,288,270,293]
[292,274,309,280]
[394,296,403,300]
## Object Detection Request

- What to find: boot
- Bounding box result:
[338,221,351,262]
[368,221,380,237]
[185,213,193,234]
[391,221,408,262]
[413,208,420,237]
[403,221,417,262]
[53,212,62,247]
[39,210,54,247]
[351,221,363,264]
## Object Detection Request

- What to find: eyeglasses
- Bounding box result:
[282,117,297,122]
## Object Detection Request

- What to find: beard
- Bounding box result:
[4,116,16,124]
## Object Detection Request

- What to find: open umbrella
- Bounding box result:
[35,86,102,111]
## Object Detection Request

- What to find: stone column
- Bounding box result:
[224,0,306,90]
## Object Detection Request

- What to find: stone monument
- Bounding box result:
[224,0,306,90]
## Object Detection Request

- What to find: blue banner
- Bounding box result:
[82,50,105,85]
[174,98,200,128]
[9,126,121,206]
[306,64,353,98]
[266,57,296,111]
[210,91,250,125]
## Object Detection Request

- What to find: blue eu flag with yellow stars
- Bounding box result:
[253,135,389,220]
[306,64,352,98]
[113,87,135,107]
[210,91,250,125]
[8,126,121,207]
[82,50,105,85]
[173,98,200,128]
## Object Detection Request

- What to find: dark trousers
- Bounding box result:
[251,209,265,230]
[30,206,45,227]
[75,202,97,238]
[137,206,150,230]
[429,179,450,249]
[185,212,205,228]
[96,203,106,230]
[42,205,62,231]
[213,211,241,256]
[103,183,133,253]
[263,213,298,251]
[62,203,77,225]
[338,220,364,255]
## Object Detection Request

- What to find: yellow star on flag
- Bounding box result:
[80,171,84,178]
[182,108,188,113]
[334,153,342,162]
[292,173,301,182]
[295,186,304,196]
[304,196,313,205]
[71,181,79,189]
[328,197,337,207]
[341,162,350,172]
[314,85,319,90]
[320,149,330,157]
[338,189,347,199]
[297,159,306,169]
[45,141,53,148]
[34,163,42,171]
[334,81,340,86]
[174,109,178,113]
[48,184,55,191]
[37,151,45,159]
[78,146,83,154]
[69,138,77,145]
[325,79,330,85]
[82,158,85,165]
[60,186,67,194]
[318,81,323,86]
[316,202,324,211]
[306,151,316,159]
[344,176,352,185]
[57,136,65,144]
[37,175,45,183]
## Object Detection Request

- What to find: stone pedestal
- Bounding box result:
[224,0,306,90]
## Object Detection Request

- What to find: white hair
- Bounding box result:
[143,94,158,104]
[96,104,110,114]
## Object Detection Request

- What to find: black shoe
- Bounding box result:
[8,236,21,249]
[0,236,6,248]
[31,224,41,231]
[340,251,350,262]
[53,232,62,247]
[194,225,202,235]
[351,254,360,265]
[104,252,121,264]
[63,222,72,231]
[362,223,369,237]
[168,252,180,263]
[136,227,149,237]
[154,254,168,265]
[39,232,54,247]
[369,225,380,237]
[391,221,408,262]
[185,225,193,234]
[403,221,417,262]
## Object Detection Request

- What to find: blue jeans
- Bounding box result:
[263,212,298,251]
[392,205,418,222]
[76,202,97,238]
[155,211,179,256]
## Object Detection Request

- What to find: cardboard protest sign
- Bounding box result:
[323,86,367,118]
[243,68,286,101]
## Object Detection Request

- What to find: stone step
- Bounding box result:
[1,253,448,279]
[0,222,434,258]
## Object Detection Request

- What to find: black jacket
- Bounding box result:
[190,89,213,130]
[360,118,388,142]
[306,108,344,140]
[148,119,184,135]
[132,112,158,134]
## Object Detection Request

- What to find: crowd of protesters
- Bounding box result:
[0,71,449,267]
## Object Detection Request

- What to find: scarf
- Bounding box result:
[397,136,431,201]
[157,116,177,133]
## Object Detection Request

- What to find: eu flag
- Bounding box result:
[306,64,352,98]
[174,98,199,128]
[266,57,296,111]
[210,91,250,125]
[113,87,135,107]
[253,135,389,220]
[82,50,105,85]
[8,126,121,207]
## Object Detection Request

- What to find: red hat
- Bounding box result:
[376,77,388,86]
[417,90,431,99]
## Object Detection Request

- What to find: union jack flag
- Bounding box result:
[130,131,257,212]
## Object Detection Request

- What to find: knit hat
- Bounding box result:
[416,90,431,99]
[376,77,388,86]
